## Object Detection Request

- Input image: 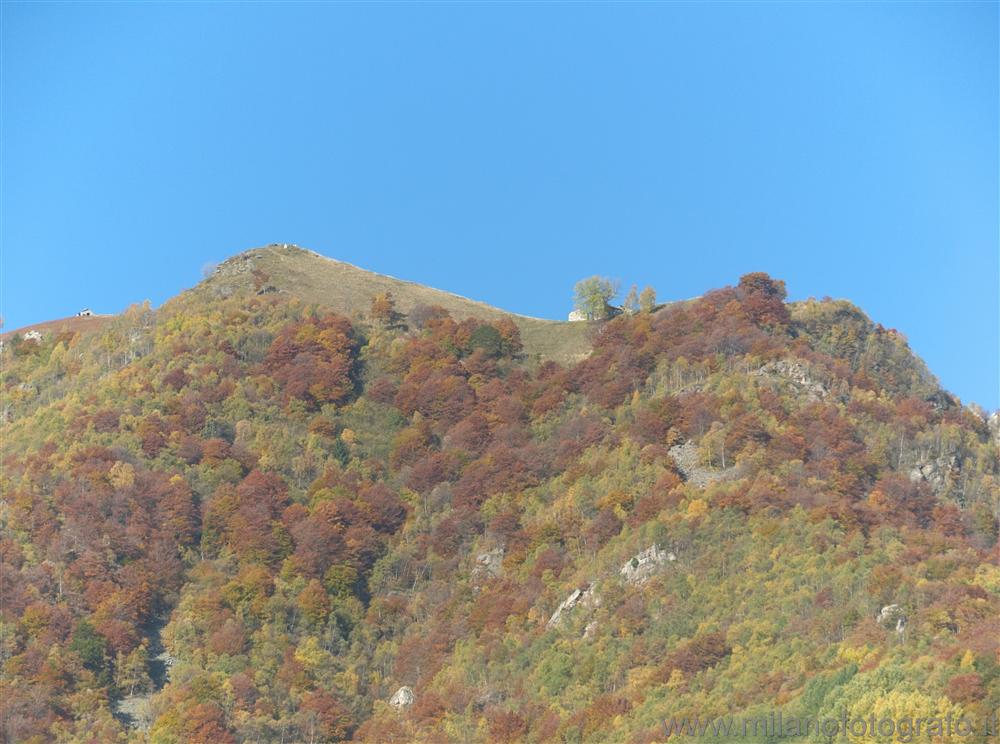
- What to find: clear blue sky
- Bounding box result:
[2,2,997,408]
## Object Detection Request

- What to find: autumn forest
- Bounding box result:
[1,248,997,743]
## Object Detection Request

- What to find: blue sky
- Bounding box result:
[2,2,997,408]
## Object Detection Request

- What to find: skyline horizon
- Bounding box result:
[4,240,995,411]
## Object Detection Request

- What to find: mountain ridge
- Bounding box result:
[11,243,956,405]
[206,244,552,321]
[186,243,601,365]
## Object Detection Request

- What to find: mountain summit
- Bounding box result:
[191,244,594,363]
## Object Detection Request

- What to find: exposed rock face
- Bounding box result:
[208,248,292,298]
[988,412,1000,447]
[908,454,960,497]
[547,582,600,629]
[472,547,505,581]
[668,441,736,488]
[390,686,415,708]
[115,623,174,731]
[753,359,828,401]
[877,604,907,634]
[209,253,257,295]
[114,695,154,732]
[620,545,676,586]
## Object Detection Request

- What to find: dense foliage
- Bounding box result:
[1,273,997,743]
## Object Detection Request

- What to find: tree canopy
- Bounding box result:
[573,275,619,320]
[1,271,996,743]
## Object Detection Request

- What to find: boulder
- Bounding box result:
[389,686,415,708]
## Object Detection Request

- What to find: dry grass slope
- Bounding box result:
[187,244,596,363]
[1,314,113,341]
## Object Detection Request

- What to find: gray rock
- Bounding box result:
[472,547,505,581]
[155,651,177,668]
[908,454,960,497]
[389,685,415,708]
[114,694,154,731]
[877,604,907,634]
[620,545,676,586]
[668,441,736,488]
[988,412,1000,447]
[547,582,600,629]
[753,359,828,401]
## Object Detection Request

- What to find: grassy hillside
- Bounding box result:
[187,244,595,364]
[1,314,113,342]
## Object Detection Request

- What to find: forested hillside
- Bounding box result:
[1,259,997,743]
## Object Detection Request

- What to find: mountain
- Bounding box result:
[1,247,997,744]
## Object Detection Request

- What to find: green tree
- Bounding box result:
[70,620,110,684]
[468,324,503,357]
[573,276,619,320]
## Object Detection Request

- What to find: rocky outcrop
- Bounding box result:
[908,454,960,497]
[877,604,907,634]
[547,582,600,629]
[753,359,828,401]
[988,412,1000,447]
[472,547,505,581]
[114,694,154,732]
[390,686,415,708]
[208,248,287,298]
[115,621,174,731]
[620,545,676,586]
[668,441,737,488]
